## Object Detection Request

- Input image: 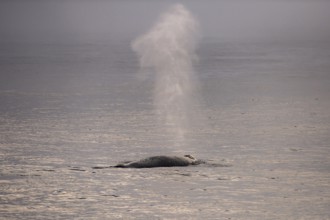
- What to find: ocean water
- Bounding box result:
[0,39,330,219]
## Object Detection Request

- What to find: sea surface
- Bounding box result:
[0,38,330,219]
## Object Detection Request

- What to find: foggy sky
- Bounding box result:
[0,0,329,43]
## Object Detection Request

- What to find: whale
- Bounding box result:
[114,155,204,168]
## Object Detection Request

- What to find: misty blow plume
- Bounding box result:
[132,4,200,148]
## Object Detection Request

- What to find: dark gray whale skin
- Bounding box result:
[114,155,204,168]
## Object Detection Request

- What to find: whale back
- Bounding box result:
[115,155,200,168]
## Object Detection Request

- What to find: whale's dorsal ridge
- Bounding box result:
[114,155,201,168]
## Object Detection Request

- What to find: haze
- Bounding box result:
[0,0,329,43]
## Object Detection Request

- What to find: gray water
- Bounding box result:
[1,38,330,219]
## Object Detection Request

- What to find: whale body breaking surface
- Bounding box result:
[114,155,204,168]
